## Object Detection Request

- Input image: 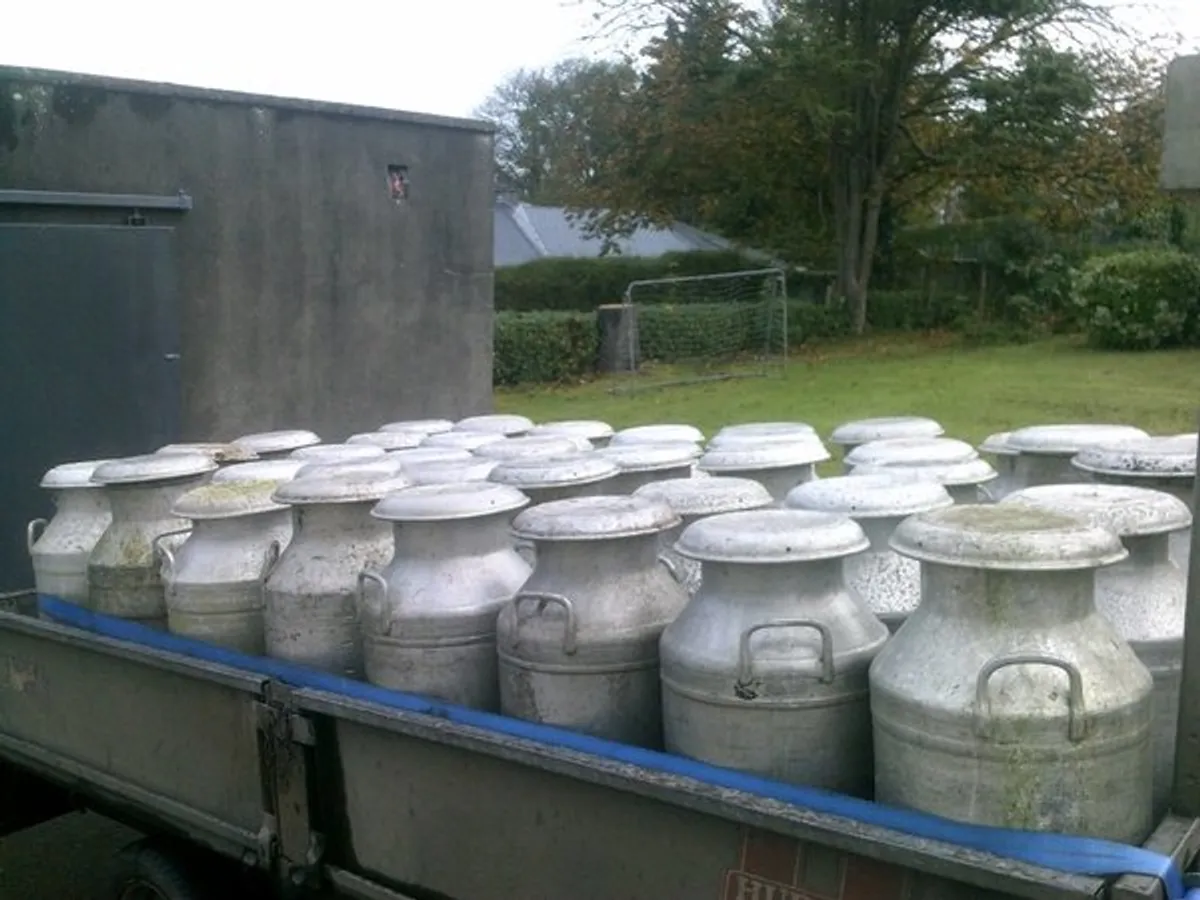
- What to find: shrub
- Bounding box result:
[637,303,761,362]
[867,290,970,332]
[1072,249,1200,350]
[493,311,598,386]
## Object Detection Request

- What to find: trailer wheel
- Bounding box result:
[110,837,212,900]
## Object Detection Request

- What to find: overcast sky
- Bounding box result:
[1,0,1198,120]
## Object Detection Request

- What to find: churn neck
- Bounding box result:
[921,562,1097,625]
[699,557,845,600]
[292,500,385,539]
[531,531,664,577]
[390,512,515,559]
[51,486,109,518]
[105,477,206,523]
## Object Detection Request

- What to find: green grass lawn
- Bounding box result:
[495,334,1200,449]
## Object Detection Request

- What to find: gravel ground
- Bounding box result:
[0,813,139,899]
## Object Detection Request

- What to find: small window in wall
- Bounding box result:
[387,165,409,203]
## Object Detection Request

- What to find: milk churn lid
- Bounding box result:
[40,459,114,490]
[379,418,455,435]
[273,470,411,505]
[93,453,218,486]
[1002,484,1193,538]
[157,442,259,463]
[698,439,830,473]
[676,509,869,563]
[421,430,507,450]
[979,432,1017,457]
[633,476,774,517]
[173,479,288,519]
[372,481,529,522]
[597,441,703,472]
[388,447,475,467]
[890,504,1128,570]
[785,474,953,518]
[473,435,592,462]
[211,459,308,484]
[453,414,534,435]
[528,420,615,442]
[845,437,977,470]
[829,416,944,447]
[609,424,705,446]
[231,429,322,455]
[714,421,817,441]
[346,431,426,451]
[404,458,499,485]
[1006,423,1150,456]
[513,495,680,541]
[294,458,407,480]
[1072,434,1197,479]
[488,454,619,490]
[290,443,387,462]
[851,458,999,488]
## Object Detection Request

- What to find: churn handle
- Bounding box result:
[356,570,392,634]
[26,519,48,554]
[736,618,836,688]
[657,553,682,583]
[974,652,1087,742]
[511,591,578,656]
[151,528,192,579]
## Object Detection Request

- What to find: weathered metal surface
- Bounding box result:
[231,429,322,459]
[1003,484,1192,821]
[27,460,112,605]
[844,436,978,473]
[610,423,705,446]
[402,458,499,485]
[528,420,615,447]
[360,483,531,710]
[289,444,386,463]
[1006,424,1150,490]
[785,475,953,631]
[386,447,474,469]
[662,509,887,793]
[346,432,426,451]
[712,421,818,443]
[980,432,1020,501]
[453,414,534,436]
[161,480,293,655]
[1172,424,1200,818]
[379,419,455,436]
[597,442,704,494]
[473,435,592,462]
[212,459,308,485]
[264,472,409,677]
[419,430,506,450]
[829,416,945,465]
[487,454,620,505]
[851,458,1000,504]
[874,504,1155,843]
[88,454,217,626]
[696,440,831,504]
[157,442,259,464]
[498,496,686,746]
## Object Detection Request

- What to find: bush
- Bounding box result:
[495,250,760,313]
[867,290,970,331]
[493,311,598,386]
[1072,249,1200,350]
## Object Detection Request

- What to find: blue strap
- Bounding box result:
[34,595,1198,898]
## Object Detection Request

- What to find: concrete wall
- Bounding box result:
[1162,54,1200,195]
[0,67,495,441]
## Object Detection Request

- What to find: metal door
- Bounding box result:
[0,224,180,591]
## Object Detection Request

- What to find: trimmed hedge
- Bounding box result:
[493,311,598,386]
[1073,249,1200,350]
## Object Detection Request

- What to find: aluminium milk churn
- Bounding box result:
[88,453,218,626]
[157,442,258,466]
[851,458,999,504]
[421,430,507,451]
[1002,483,1192,820]
[528,419,615,447]
[389,448,474,470]
[453,414,534,437]
[598,442,703,494]
[380,418,455,436]
[660,509,888,793]
[785,474,953,632]
[1004,424,1149,490]
[871,504,1154,842]
[264,470,411,677]
[347,431,426,451]
[610,423,705,446]
[633,476,774,596]
[697,440,830,504]
[1072,434,1197,571]
[359,482,532,709]
[844,436,976,473]
[160,479,293,654]
[290,443,386,463]
[829,416,944,470]
[211,459,306,548]
[497,495,687,747]
[28,459,113,605]
[404,458,499,485]
[979,432,1019,501]
[232,429,321,459]
[711,422,817,444]
[473,435,592,463]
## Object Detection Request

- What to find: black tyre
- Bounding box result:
[110,837,212,900]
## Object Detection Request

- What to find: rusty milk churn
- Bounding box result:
[850,458,999,504]
[264,470,411,677]
[610,424,705,446]
[28,459,113,604]
[359,482,532,709]
[660,509,888,793]
[454,414,534,437]
[697,440,830,504]
[347,431,426,451]
[785,474,953,632]
[497,495,687,746]
[528,420,615,447]
[598,442,703,494]
[404,458,499,485]
[1072,434,1197,571]
[232,429,321,459]
[634,476,775,596]
[380,418,455,436]
[871,504,1154,842]
[421,430,507,451]
[829,416,944,470]
[1002,483,1192,820]
[1005,424,1149,490]
[88,453,218,626]
[160,479,292,654]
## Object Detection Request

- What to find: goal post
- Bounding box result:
[614,268,789,393]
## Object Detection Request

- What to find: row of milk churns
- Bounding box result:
[26,413,1198,846]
